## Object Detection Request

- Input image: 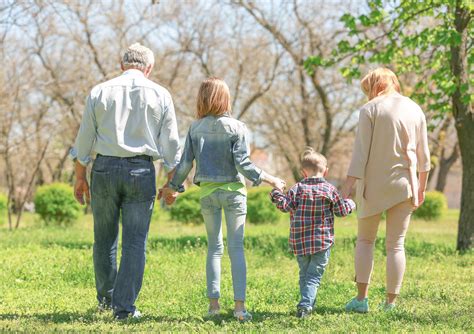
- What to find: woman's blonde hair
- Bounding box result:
[196,77,231,119]
[360,68,401,100]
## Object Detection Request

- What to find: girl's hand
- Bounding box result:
[271,177,286,192]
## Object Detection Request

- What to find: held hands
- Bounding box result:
[158,185,178,205]
[341,176,357,199]
[267,175,286,192]
[74,178,90,205]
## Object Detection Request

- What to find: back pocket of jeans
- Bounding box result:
[130,167,156,200]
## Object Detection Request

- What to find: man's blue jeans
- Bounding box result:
[90,155,156,318]
[200,190,247,301]
[296,248,331,311]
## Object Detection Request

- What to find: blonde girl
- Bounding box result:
[166,77,285,321]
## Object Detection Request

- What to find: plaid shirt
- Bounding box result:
[270,177,356,256]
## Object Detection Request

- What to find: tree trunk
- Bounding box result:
[435,145,459,192]
[456,120,474,251]
[451,1,472,251]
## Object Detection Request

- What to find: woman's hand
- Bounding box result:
[341,176,357,199]
[416,189,425,208]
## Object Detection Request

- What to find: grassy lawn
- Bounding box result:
[0,208,472,332]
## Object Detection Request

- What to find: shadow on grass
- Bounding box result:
[0,309,294,325]
[41,240,93,250]
[39,235,458,259]
[0,308,98,324]
[313,305,346,315]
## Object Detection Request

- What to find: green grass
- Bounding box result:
[0,208,472,332]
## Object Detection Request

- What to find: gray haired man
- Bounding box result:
[71,43,181,319]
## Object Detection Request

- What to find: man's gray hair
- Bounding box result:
[122,43,154,70]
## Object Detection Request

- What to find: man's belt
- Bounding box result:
[96,154,152,162]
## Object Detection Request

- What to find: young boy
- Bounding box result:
[270,147,356,318]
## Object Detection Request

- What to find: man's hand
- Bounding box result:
[74,178,90,205]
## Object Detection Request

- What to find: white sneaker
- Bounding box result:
[115,309,142,320]
[131,310,142,319]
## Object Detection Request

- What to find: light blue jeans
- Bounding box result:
[296,248,331,311]
[200,190,247,301]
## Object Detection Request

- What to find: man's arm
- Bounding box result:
[71,94,97,166]
[168,129,194,192]
[156,94,183,205]
[157,94,181,173]
[72,94,97,205]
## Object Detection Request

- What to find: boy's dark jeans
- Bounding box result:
[296,248,331,311]
[90,155,156,318]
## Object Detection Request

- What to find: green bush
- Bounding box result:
[0,193,7,226]
[34,183,82,226]
[247,186,281,224]
[412,191,448,221]
[170,187,203,224]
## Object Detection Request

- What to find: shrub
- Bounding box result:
[170,187,203,224]
[247,186,281,224]
[0,193,7,226]
[412,191,447,221]
[34,183,82,226]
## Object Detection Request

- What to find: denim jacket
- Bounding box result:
[169,113,263,191]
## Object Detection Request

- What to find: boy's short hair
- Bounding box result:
[300,147,327,173]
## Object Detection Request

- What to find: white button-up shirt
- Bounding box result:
[70,69,181,171]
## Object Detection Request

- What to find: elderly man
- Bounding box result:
[70,43,181,319]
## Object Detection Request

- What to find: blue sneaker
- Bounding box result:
[379,302,396,312]
[345,297,369,313]
[234,310,252,322]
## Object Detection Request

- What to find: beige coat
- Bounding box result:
[348,92,431,218]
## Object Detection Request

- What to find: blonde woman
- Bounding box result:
[341,68,430,312]
[165,77,285,321]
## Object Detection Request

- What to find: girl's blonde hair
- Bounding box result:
[360,68,401,100]
[196,77,231,119]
